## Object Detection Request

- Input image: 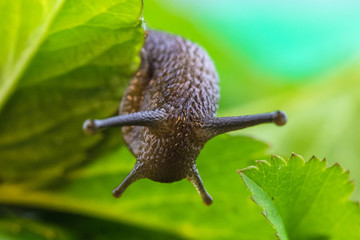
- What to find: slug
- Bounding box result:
[83,30,287,206]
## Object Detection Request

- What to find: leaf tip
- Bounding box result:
[256,160,271,166]
[310,155,320,161]
[345,169,351,177]
[270,155,287,167]
[329,162,348,175]
[237,165,258,175]
[307,155,326,169]
[290,152,304,160]
[288,153,306,166]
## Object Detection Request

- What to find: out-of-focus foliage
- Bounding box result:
[0,210,71,240]
[0,0,144,182]
[0,207,182,240]
[239,154,360,240]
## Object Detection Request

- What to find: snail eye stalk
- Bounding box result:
[83,109,167,135]
[203,111,287,138]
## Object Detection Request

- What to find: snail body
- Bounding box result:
[83,31,286,205]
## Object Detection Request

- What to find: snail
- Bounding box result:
[83,30,287,206]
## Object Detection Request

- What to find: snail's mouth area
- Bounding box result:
[144,155,195,183]
[147,167,186,183]
[151,175,184,183]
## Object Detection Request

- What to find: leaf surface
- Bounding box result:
[239,154,360,240]
[0,0,144,182]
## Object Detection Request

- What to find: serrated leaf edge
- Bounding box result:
[237,153,360,240]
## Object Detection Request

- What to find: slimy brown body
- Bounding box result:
[121,31,219,183]
[83,30,287,205]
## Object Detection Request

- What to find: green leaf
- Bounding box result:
[0,207,183,240]
[0,0,144,182]
[0,135,277,239]
[239,154,360,240]
[0,0,63,108]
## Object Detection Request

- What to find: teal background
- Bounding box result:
[145,0,360,83]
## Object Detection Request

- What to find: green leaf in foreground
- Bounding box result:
[239,154,360,240]
[0,135,277,239]
[0,207,183,240]
[0,0,144,182]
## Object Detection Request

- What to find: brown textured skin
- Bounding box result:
[120,31,219,183]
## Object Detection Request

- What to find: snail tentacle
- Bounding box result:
[203,111,287,138]
[83,109,167,135]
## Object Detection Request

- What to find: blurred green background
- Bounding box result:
[1,0,360,239]
[144,0,360,200]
